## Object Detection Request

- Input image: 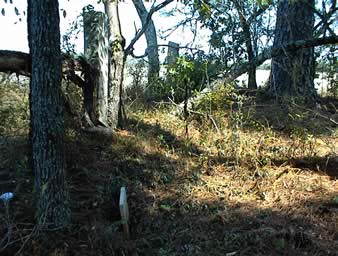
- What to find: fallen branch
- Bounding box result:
[290,101,338,126]
[0,51,31,76]
[0,50,96,88]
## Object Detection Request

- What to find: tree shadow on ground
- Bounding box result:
[276,156,338,179]
[125,118,203,155]
[210,155,338,180]
[243,99,338,136]
[0,127,203,255]
[0,121,337,255]
[128,188,338,256]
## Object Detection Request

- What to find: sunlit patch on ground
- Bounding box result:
[0,85,337,255]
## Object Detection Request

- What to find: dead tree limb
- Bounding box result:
[220,35,338,85]
[0,50,92,88]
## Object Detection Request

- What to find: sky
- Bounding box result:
[0,0,209,57]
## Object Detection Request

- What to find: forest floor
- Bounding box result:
[0,85,338,255]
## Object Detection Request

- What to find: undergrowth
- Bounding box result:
[0,84,337,255]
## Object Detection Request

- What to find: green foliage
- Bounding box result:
[315,45,337,97]
[164,56,194,102]
[186,0,276,72]
[153,55,222,103]
[0,84,29,135]
[125,59,147,101]
[194,83,235,112]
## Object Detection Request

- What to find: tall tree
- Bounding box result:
[132,0,160,83]
[181,0,274,88]
[104,0,126,128]
[28,0,70,227]
[268,0,316,102]
[104,0,173,128]
[232,0,258,89]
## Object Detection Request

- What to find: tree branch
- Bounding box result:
[219,36,338,83]
[0,50,95,89]
[125,0,174,55]
[247,0,272,25]
[0,51,31,76]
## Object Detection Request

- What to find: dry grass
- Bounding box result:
[0,88,337,255]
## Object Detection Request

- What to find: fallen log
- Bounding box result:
[0,50,31,76]
[0,50,93,88]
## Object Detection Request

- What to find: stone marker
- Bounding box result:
[166,41,179,65]
[83,10,109,125]
[119,186,130,238]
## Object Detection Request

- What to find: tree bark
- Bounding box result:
[104,0,126,129]
[82,60,97,127]
[233,0,257,89]
[132,0,160,83]
[268,0,316,102]
[27,0,70,227]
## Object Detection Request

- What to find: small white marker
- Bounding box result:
[119,187,130,238]
[0,192,14,202]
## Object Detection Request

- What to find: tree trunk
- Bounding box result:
[83,10,109,127]
[104,0,126,129]
[82,61,96,127]
[233,0,257,90]
[27,0,70,227]
[132,0,160,83]
[268,0,316,102]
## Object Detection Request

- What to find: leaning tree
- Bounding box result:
[132,0,161,83]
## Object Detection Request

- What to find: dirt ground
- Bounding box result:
[0,95,337,255]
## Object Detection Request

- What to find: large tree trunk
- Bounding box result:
[104,0,126,129]
[268,0,316,102]
[27,0,70,227]
[132,0,160,83]
[233,0,257,90]
[83,10,109,127]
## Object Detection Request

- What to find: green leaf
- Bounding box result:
[160,204,171,212]
[1,8,5,16]
[42,183,48,193]
[273,238,286,251]
[333,196,338,204]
